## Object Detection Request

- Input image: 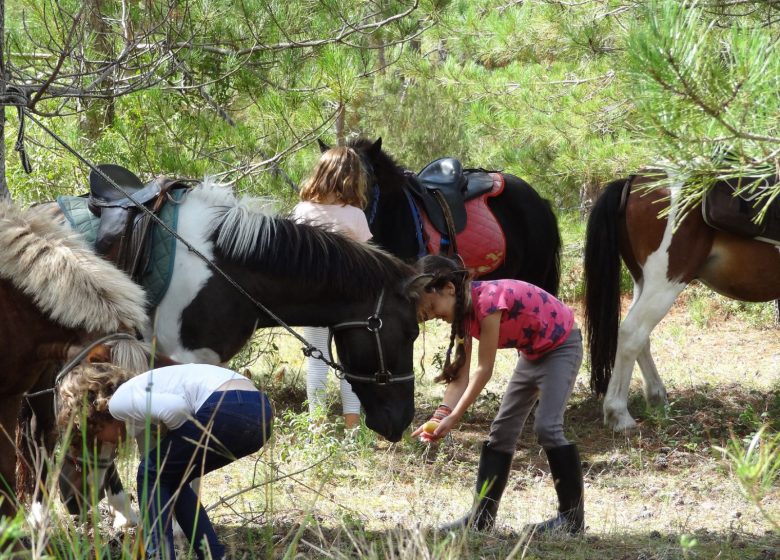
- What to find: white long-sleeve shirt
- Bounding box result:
[108,364,245,435]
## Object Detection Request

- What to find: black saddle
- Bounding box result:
[410,157,497,236]
[702,175,780,244]
[86,163,190,280]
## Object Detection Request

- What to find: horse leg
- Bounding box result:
[21,367,58,528]
[604,279,684,431]
[103,462,139,529]
[636,341,667,408]
[0,396,22,520]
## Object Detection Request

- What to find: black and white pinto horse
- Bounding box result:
[36,180,424,528]
[342,137,562,296]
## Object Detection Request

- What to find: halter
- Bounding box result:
[328,289,415,386]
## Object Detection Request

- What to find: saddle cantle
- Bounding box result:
[71,164,191,290]
[702,175,780,244]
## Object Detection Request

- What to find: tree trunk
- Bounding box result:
[0,0,9,200]
[579,179,601,218]
[335,101,345,146]
[80,0,115,139]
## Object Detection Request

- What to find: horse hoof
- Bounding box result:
[645,390,668,409]
[26,502,47,530]
[604,409,637,432]
[111,510,139,530]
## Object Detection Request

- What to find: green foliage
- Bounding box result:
[718,427,780,532]
[625,0,780,215]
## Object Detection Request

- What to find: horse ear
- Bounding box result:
[86,343,112,364]
[369,137,383,156]
[317,138,330,153]
[403,273,433,300]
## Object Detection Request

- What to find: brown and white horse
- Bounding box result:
[0,201,148,526]
[584,172,780,431]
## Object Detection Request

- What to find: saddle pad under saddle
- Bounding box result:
[57,189,186,308]
[421,173,507,276]
[702,178,780,245]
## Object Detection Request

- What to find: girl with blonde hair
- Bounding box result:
[293,146,372,428]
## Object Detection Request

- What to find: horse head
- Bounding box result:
[55,340,155,523]
[328,278,427,442]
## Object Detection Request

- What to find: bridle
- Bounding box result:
[65,444,117,474]
[327,289,415,386]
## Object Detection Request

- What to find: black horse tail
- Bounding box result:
[584,178,627,396]
[541,198,562,298]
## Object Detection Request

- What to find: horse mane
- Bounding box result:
[0,202,147,333]
[347,137,409,194]
[189,179,414,298]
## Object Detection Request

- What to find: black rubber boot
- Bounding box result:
[527,444,584,535]
[441,441,513,531]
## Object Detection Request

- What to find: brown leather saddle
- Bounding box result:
[409,157,497,253]
[702,174,780,244]
[87,164,191,281]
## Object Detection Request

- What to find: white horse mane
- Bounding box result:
[189,177,280,260]
[0,201,148,334]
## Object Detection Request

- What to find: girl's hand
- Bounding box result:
[426,413,457,441]
[411,404,452,442]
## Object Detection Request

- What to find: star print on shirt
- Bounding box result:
[507,299,525,319]
[523,326,535,340]
[538,291,549,303]
[549,322,566,343]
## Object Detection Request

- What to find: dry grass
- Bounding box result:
[15,289,779,559]
[174,292,780,559]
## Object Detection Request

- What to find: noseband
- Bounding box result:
[328,289,415,386]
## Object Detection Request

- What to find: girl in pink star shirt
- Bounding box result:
[411,255,584,534]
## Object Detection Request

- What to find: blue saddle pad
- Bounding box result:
[57,189,186,308]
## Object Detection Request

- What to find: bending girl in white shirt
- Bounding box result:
[58,362,273,559]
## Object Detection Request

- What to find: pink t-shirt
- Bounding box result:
[292,201,372,242]
[467,280,575,360]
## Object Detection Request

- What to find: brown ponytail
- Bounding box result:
[415,255,471,384]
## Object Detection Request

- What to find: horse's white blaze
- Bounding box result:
[604,181,686,431]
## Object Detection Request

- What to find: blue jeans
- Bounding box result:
[138,390,273,559]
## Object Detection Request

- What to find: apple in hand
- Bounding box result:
[423,421,439,434]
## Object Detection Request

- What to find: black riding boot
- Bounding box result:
[527,443,584,535]
[441,442,513,532]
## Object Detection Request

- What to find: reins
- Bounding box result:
[13,103,407,385]
[24,333,139,413]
